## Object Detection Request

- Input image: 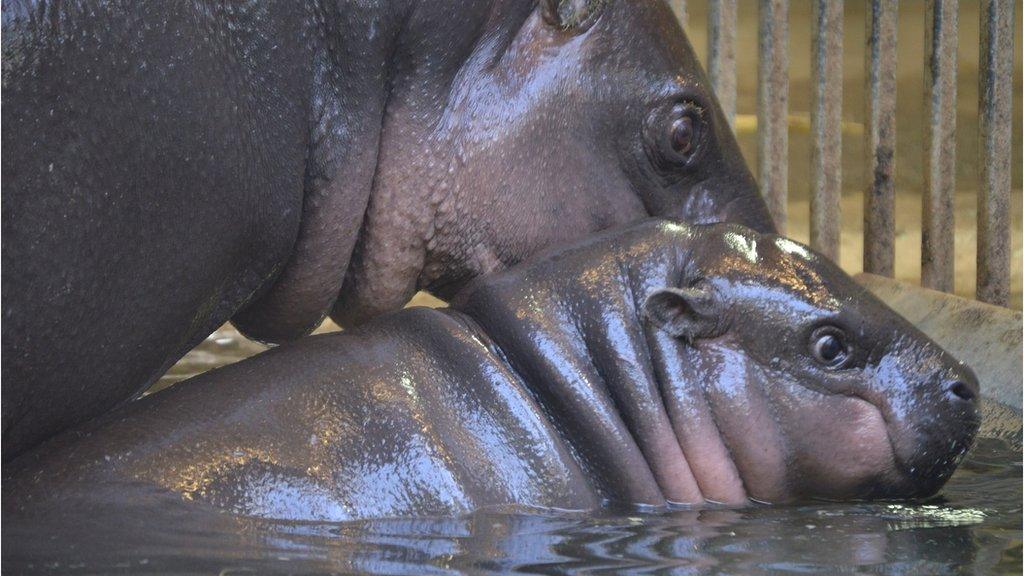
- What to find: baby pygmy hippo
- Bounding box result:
[4,220,979,521]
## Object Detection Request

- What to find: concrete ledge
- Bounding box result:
[857,273,1022,413]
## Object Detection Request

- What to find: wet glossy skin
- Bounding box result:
[2,0,771,459]
[4,221,979,520]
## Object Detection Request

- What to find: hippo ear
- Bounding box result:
[643,286,719,342]
[540,0,607,31]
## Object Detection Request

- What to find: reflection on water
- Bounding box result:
[3,438,1019,574]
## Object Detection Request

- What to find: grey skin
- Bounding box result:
[2,0,772,459]
[4,221,979,520]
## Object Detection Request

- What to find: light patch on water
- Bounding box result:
[880,504,988,531]
[812,503,989,532]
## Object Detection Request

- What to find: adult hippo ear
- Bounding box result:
[540,0,608,31]
[642,284,724,342]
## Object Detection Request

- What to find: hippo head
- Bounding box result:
[515,0,773,231]
[643,225,980,504]
[332,0,772,327]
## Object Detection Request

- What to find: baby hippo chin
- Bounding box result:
[3,220,979,521]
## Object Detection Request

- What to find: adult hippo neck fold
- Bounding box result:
[4,220,979,520]
[231,0,775,340]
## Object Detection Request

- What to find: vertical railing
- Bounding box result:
[758,0,790,233]
[810,0,844,261]
[708,0,737,126]
[863,0,899,278]
[977,0,1015,307]
[922,0,959,294]
[676,1,1016,308]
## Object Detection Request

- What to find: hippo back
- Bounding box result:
[4,308,596,521]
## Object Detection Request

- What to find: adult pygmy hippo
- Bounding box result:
[4,220,980,520]
[2,0,773,459]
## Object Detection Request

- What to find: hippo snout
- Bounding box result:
[893,360,981,498]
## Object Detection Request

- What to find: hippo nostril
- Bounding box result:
[946,380,976,402]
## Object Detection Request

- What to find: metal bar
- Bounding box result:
[977,0,1015,307]
[708,0,737,126]
[864,0,899,277]
[921,0,958,293]
[671,0,687,29]
[810,0,843,261]
[758,0,789,233]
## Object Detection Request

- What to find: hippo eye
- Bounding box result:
[671,117,694,155]
[665,104,704,162]
[644,101,706,173]
[811,327,850,368]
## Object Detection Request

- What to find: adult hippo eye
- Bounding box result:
[811,327,850,368]
[664,104,704,163]
[671,116,694,154]
[645,101,706,172]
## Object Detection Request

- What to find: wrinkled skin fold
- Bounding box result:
[2,0,772,459]
[4,221,979,520]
